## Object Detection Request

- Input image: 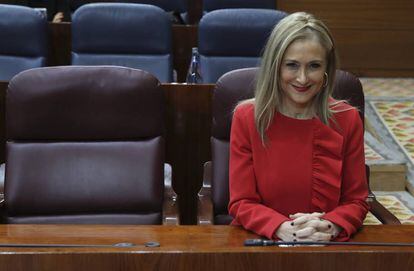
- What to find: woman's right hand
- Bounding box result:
[275,220,300,241]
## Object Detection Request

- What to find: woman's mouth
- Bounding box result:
[292,85,311,92]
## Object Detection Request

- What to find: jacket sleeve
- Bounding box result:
[228,106,289,239]
[323,109,369,241]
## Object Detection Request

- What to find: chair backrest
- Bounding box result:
[198,9,287,83]
[71,3,173,82]
[0,4,47,81]
[4,66,165,224]
[211,68,365,224]
[203,0,276,13]
[69,0,187,13]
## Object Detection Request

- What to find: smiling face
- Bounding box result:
[279,38,327,114]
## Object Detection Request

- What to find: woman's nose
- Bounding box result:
[296,68,308,85]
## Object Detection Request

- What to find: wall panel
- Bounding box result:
[278,0,414,77]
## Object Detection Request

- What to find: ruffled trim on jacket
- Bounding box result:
[312,120,344,212]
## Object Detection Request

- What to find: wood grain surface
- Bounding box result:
[0,225,413,271]
[277,0,414,77]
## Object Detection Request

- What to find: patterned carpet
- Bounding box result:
[361,77,414,224]
[364,142,385,162]
[360,78,414,97]
[370,101,414,165]
[362,78,414,169]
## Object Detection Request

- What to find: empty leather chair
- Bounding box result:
[69,0,186,14]
[197,68,400,225]
[0,4,47,81]
[198,9,287,83]
[12,0,70,21]
[203,0,276,13]
[72,3,173,82]
[2,66,178,224]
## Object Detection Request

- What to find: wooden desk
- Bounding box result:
[0,225,412,270]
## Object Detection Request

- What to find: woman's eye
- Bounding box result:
[286,62,299,69]
[309,63,321,69]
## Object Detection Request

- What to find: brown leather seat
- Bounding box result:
[2,66,178,224]
[197,67,400,225]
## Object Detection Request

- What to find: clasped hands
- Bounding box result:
[275,212,341,242]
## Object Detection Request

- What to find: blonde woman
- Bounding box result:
[229,12,369,242]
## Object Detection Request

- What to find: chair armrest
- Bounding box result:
[197,161,213,225]
[0,163,4,215]
[162,163,179,225]
[0,193,4,223]
[0,163,4,195]
[367,192,401,225]
[162,189,179,225]
[365,165,400,224]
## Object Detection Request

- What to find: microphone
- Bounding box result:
[245,239,276,246]
[244,239,414,247]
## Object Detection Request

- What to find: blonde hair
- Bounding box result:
[251,12,339,143]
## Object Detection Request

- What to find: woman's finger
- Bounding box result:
[289,213,306,219]
[309,212,325,217]
[289,212,325,219]
[292,215,321,226]
[305,219,331,231]
[308,232,332,241]
[295,226,316,238]
[291,215,310,225]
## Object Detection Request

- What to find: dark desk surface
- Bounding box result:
[0,225,413,270]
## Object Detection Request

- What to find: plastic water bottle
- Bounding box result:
[34,8,47,20]
[186,47,202,83]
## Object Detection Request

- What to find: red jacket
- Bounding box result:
[229,102,369,241]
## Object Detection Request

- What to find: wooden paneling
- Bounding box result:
[278,0,414,77]
[278,0,414,30]
[0,225,412,270]
[48,22,71,66]
[370,164,407,191]
[333,28,414,77]
[164,84,213,224]
[172,25,198,82]
[187,0,203,24]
